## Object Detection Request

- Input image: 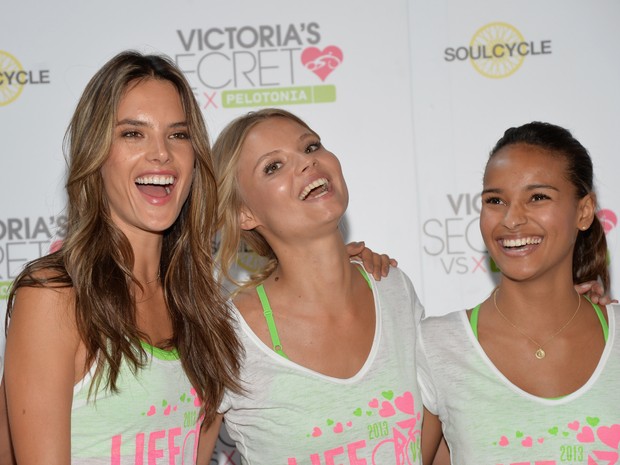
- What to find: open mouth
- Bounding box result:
[299,178,329,200]
[500,236,542,249]
[135,175,175,198]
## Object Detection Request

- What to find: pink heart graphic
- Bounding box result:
[537,437,544,444]
[301,46,343,81]
[597,209,618,234]
[312,427,322,438]
[521,436,533,448]
[395,391,414,415]
[146,405,156,416]
[378,401,396,418]
[568,421,580,431]
[577,426,595,443]
[593,451,619,463]
[346,421,352,427]
[368,398,379,408]
[499,436,509,447]
[333,422,344,434]
[597,424,620,449]
[163,405,172,416]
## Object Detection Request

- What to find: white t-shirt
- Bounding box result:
[417,303,620,465]
[71,343,202,464]
[220,266,425,465]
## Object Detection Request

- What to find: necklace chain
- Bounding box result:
[492,288,581,359]
[144,271,161,285]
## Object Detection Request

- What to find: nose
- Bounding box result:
[298,152,317,174]
[147,136,171,164]
[502,202,527,229]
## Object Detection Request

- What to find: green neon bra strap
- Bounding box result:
[585,296,609,341]
[469,297,609,342]
[256,283,289,359]
[469,304,481,340]
[256,266,372,359]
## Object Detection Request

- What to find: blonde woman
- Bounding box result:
[200,108,424,465]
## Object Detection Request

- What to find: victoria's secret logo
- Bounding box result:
[174,23,343,109]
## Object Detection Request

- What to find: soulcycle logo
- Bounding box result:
[0,50,51,106]
[173,23,343,109]
[444,22,552,78]
[0,215,66,299]
[422,192,489,275]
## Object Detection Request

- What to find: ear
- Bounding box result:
[576,193,596,231]
[239,205,258,231]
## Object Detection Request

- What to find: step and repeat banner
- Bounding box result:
[1,0,619,462]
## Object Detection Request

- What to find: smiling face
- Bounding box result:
[235,116,348,243]
[480,143,594,283]
[100,78,195,240]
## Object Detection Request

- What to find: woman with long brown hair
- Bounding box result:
[3,50,242,465]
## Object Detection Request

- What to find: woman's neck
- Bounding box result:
[495,273,581,326]
[265,232,358,304]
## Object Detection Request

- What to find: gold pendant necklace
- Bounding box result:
[493,288,581,359]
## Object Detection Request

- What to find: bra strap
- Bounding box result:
[256,284,289,359]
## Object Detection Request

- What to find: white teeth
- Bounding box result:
[135,175,175,185]
[502,237,542,248]
[299,178,329,200]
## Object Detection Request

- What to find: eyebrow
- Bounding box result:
[116,119,188,128]
[252,131,318,171]
[482,183,560,195]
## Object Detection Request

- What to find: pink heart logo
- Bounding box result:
[368,398,379,408]
[301,46,343,81]
[537,437,544,444]
[498,436,509,447]
[593,451,619,463]
[312,427,322,437]
[568,421,580,431]
[597,209,618,234]
[577,426,595,443]
[597,424,620,449]
[333,422,344,434]
[521,436,533,448]
[378,401,395,418]
[163,405,172,416]
[395,391,414,415]
[146,405,156,416]
[346,421,352,427]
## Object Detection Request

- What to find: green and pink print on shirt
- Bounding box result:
[71,343,202,465]
[220,267,426,465]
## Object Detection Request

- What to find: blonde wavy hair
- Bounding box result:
[212,108,317,289]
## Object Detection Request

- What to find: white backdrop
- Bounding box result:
[1,1,619,463]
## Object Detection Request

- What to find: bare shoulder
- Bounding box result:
[232,286,264,329]
[10,279,76,327]
[7,276,80,360]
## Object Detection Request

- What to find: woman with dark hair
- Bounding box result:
[419,122,619,465]
[3,50,243,464]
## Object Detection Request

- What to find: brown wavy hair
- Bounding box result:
[5,50,241,423]
[488,121,610,292]
[212,108,317,289]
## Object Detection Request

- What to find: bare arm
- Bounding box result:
[422,408,444,465]
[0,379,16,465]
[196,414,224,465]
[5,285,79,465]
